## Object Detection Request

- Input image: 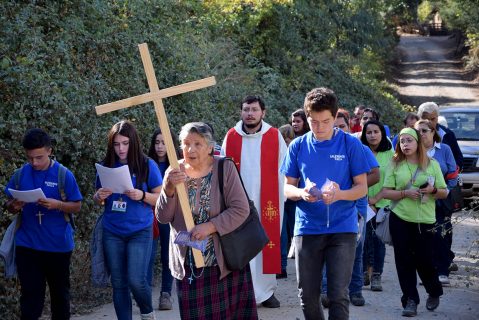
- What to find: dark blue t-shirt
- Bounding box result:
[280,130,370,235]
[5,161,83,252]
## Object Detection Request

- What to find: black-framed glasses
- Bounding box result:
[419,128,432,134]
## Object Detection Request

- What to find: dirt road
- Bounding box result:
[394,34,479,107]
[73,35,479,319]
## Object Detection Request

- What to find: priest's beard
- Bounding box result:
[244,119,262,129]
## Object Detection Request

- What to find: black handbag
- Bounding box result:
[218,157,269,271]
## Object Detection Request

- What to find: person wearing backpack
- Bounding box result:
[93,120,162,320]
[4,128,83,320]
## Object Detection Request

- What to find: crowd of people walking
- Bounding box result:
[3,87,463,319]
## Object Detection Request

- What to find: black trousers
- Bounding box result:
[15,246,72,320]
[389,212,443,306]
[434,202,454,276]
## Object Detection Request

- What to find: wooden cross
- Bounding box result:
[95,43,216,267]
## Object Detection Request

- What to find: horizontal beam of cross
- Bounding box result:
[95,76,216,115]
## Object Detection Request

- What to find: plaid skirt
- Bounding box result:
[176,264,258,320]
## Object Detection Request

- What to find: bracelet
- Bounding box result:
[432,187,438,194]
[140,190,146,201]
[401,190,405,199]
[59,201,63,212]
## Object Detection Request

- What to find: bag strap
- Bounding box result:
[219,157,226,209]
[218,157,252,209]
[390,166,420,211]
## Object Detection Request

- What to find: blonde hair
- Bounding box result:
[279,124,295,141]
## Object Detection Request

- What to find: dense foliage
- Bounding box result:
[0,0,425,317]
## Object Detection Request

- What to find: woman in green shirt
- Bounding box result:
[381,127,448,317]
[361,120,394,292]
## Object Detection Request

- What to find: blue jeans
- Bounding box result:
[295,233,356,320]
[363,219,386,274]
[322,221,366,295]
[158,223,174,293]
[280,200,296,270]
[103,227,153,320]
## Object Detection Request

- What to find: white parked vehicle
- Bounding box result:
[440,107,479,198]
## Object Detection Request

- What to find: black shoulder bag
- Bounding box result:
[218,157,269,271]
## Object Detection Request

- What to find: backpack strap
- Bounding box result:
[57,163,75,229]
[13,168,22,190]
[57,163,67,202]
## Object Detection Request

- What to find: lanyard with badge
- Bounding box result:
[111,173,135,213]
[111,196,127,213]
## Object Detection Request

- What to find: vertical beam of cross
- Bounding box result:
[96,43,217,267]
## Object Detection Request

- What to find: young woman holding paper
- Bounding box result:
[93,120,162,320]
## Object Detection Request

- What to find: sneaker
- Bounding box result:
[363,271,371,286]
[402,298,417,317]
[158,292,173,310]
[371,273,383,291]
[350,292,365,306]
[262,294,280,308]
[320,293,330,308]
[140,312,156,320]
[426,295,440,311]
[438,275,450,285]
[448,262,458,272]
[276,269,287,279]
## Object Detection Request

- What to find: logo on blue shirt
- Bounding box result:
[45,181,58,188]
[330,154,346,161]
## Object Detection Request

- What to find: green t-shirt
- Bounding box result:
[368,149,394,208]
[383,159,447,224]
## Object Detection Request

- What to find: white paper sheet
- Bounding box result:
[366,205,376,222]
[8,188,46,203]
[95,163,134,194]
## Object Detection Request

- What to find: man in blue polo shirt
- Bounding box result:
[4,128,82,320]
[281,88,369,320]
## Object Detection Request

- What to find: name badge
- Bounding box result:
[112,200,127,213]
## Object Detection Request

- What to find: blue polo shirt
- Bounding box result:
[280,130,370,235]
[96,158,162,236]
[5,161,83,252]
